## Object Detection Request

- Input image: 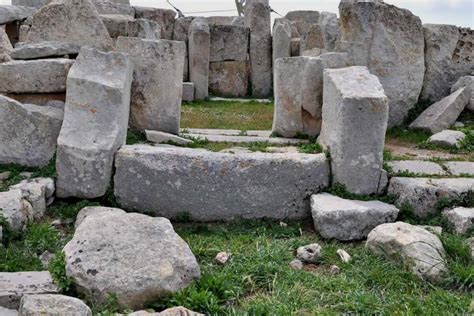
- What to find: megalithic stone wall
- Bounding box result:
[56,47,132,199]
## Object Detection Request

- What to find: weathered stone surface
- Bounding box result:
[11,178,55,221]
[100,13,134,37]
[3,93,65,106]
[56,47,132,199]
[182,82,194,102]
[301,24,324,53]
[319,11,339,51]
[207,16,242,26]
[12,0,49,8]
[410,88,470,134]
[134,7,175,40]
[444,161,474,176]
[428,130,466,148]
[291,38,300,56]
[114,145,330,221]
[386,160,446,176]
[0,59,73,93]
[145,130,192,145]
[172,16,193,42]
[75,206,124,229]
[27,0,114,51]
[0,28,12,55]
[284,10,320,38]
[18,24,30,43]
[126,307,204,316]
[209,61,249,97]
[442,207,474,235]
[296,244,322,263]
[366,222,448,283]
[272,18,292,64]
[339,1,425,127]
[128,19,161,39]
[0,96,63,167]
[11,41,80,59]
[0,272,58,309]
[116,37,184,134]
[92,0,134,16]
[0,5,35,25]
[245,0,272,97]
[183,133,306,145]
[451,76,474,111]
[210,25,249,62]
[388,177,474,218]
[19,294,91,316]
[311,193,399,241]
[0,307,17,316]
[421,24,473,103]
[63,208,200,309]
[0,189,32,231]
[188,18,210,100]
[319,66,388,195]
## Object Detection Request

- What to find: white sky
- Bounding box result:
[1,0,473,27]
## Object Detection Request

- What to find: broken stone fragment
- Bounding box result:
[428,130,466,148]
[451,76,474,111]
[10,178,55,221]
[289,259,304,270]
[133,6,176,40]
[296,244,322,264]
[11,41,81,60]
[145,130,193,146]
[0,189,32,232]
[336,249,351,263]
[214,252,231,265]
[442,207,474,235]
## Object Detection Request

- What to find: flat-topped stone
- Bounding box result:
[444,161,474,176]
[0,272,58,309]
[386,160,446,176]
[0,5,35,25]
[311,193,399,241]
[388,177,474,218]
[182,128,272,137]
[145,130,192,145]
[428,130,466,148]
[114,145,330,221]
[442,207,474,235]
[19,294,92,316]
[182,82,194,102]
[185,133,308,145]
[11,41,81,59]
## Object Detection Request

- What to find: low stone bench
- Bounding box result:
[114,145,330,221]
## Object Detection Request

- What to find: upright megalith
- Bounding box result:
[339,1,425,127]
[0,96,63,167]
[134,7,176,40]
[56,47,132,199]
[272,18,292,64]
[116,37,185,134]
[245,0,272,98]
[319,66,388,195]
[0,28,12,55]
[26,0,114,51]
[188,17,210,100]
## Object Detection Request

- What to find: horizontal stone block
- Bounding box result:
[114,145,330,221]
[209,61,249,97]
[210,25,249,62]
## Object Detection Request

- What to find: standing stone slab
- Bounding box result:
[409,87,470,134]
[388,177,474,218]
[0,5,35,25]
[319,11,339,51]
[188,18,210,100]
[134,7,175,40]
[209,61,249,97]
[339,1,425,127]
[209,25,249,62]
[0,59,73,93]
[116,37,184,134]
[11,41,81,60]
[100,14,134,38]
[56,47,132,199]
[114,145,330,221]
[272,18,292,65]
[0,28,13,55]
[19,294,92,316]
[26,0,114,51]
[421,24,473,103]
[182,82,194,102]
[0,272,58,309]
[0,96,63,167]
[245,0,272,98]
[311,193,399,241]
[319,66,388,194]
[451,76,474,111]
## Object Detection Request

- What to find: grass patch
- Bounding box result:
[0,159,57,191]
[386,127,431,144]
[126,129,146,145]
[181,100,274,130]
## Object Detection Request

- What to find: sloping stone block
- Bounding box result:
[451,75,474,111]
[0,28,13,55]
[56,47,132,199]
[114,145,330,221]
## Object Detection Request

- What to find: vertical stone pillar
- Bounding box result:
[188,17,210,100]
[245,0,272,98]
[272,18,292,66]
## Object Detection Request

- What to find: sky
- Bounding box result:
[2,0,473,27]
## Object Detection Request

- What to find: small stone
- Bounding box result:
[39,251,54,269]
[214,252,230,265]
[19,294,91,316]
[329,265,341,275]
[279,222,288,227]
[336,249,351,263]
[50,219,62,227]
[453,121,465,128]
[442,207,474,235]
[0,171,11,181]
[19,172,32,179]
[467,237,474,261]
[289,259,304,270]
[428,130,466,148]
[296,243,322,264]
[145,130,193,146]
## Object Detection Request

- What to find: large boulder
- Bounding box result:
[0,272,58,309]
[0,59,74,93]
[56,47,132,199]
[409,87,470,134]
[319,66,388,195]
[421,24,473,103]
[0,189,32,232]
[114,145,330,221]
[244,0,272,98]
[26,0,114,51]
[272,18,292,64]
[209,61,249,97]
[210,25,249,62]
[133,7,175,40]
[388,177,474,218]
[188,18,210,100]
[19,294,92,316]
[366,222,448,283]
[339,1,425,127]
[0,96,63,167]
[10,178,55,221]
[63,208,200,309]
[451,76,474,111]
[116,37,184,134]
[0,5,35,25]
[311,193,399,241]
[11,41,81,60]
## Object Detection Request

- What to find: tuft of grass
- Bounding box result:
[126,130,147,145]
[0,159,57,191]
[386,127,431,145]
[298,142,323,154]
[47,200,100,221]
[48,251,74,294]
